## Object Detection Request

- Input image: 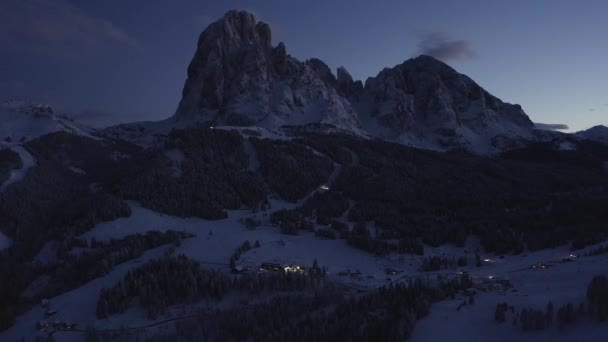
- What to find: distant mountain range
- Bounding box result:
[1,10,605,156]
[0,100,91,146]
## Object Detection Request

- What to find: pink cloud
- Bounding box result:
[417,32,477,61]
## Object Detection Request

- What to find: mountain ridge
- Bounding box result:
[575,125,608,145]
[171,10,535,154]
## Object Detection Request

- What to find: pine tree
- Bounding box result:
[546,301,554,326]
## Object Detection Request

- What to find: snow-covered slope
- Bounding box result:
[575,125,608,145]
[359,55,535,154]
[0,145,36,192]
[0,100,92,146]
[0,231,11,251]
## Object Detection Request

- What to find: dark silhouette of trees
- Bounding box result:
[587,274,608,321]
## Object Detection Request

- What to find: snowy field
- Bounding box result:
[2,199,608,341]
[412,246,608,342]
[0,145,36,192]
[0,231,12,251]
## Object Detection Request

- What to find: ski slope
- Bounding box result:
[0,145,36,192]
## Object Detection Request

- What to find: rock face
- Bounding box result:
[174,10,536,153]
[362,55,535,153]
[174,10,361,131]
[575,125,608,145]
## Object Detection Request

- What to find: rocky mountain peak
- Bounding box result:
[174,10,361,130]
[337,66,363,97]
[199,10,271,51]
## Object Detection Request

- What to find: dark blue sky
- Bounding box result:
[1,0,606,131]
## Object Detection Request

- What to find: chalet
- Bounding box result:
[260,262,284,272]
[284,264,306,273]
[561,254,577,263]
[531,262,551,269]
[385,268,399,275]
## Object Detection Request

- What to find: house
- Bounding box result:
[531,262,551,269]
[385,268,399,275]
[260,262,284,272]
[284,265,306,273]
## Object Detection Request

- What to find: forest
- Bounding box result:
[0,147,22,184]
[494,274,608,331]
[2,127,608,333]
[89,266,472,341]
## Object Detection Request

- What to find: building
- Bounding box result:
[260,262,284,272]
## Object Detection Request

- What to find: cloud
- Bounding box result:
[589,108,596,112]
[417,32,477,61]
[0,0,137,61]
[534,123,569,131]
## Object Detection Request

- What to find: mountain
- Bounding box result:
[0,100,91,146]
[575,125,608,145]
[360,55,535,153]
[173,10,361,132]
[171,10,535,154]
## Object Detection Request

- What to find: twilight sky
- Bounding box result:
[0,0,606,131]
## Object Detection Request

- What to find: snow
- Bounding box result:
[34,241,59,265]
[81,201,404,288]
[575,125,608,145]
[0,101,92,145]
[411,245,608,342]
[0,245,173,342]
[66,165,86,175]
[0,231,12,251]
[557,140,577,151]
[164,149,185,177]
[4,198,608,340]
[0,145,36,191]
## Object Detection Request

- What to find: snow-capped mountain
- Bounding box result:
[171,10,536,154]
[359,55,535,153]
[575,125,608,145]
[174,10,362,132]
[0,100,91,146]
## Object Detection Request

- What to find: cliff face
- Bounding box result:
[174,10,361,131]
[362,55,534,152]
